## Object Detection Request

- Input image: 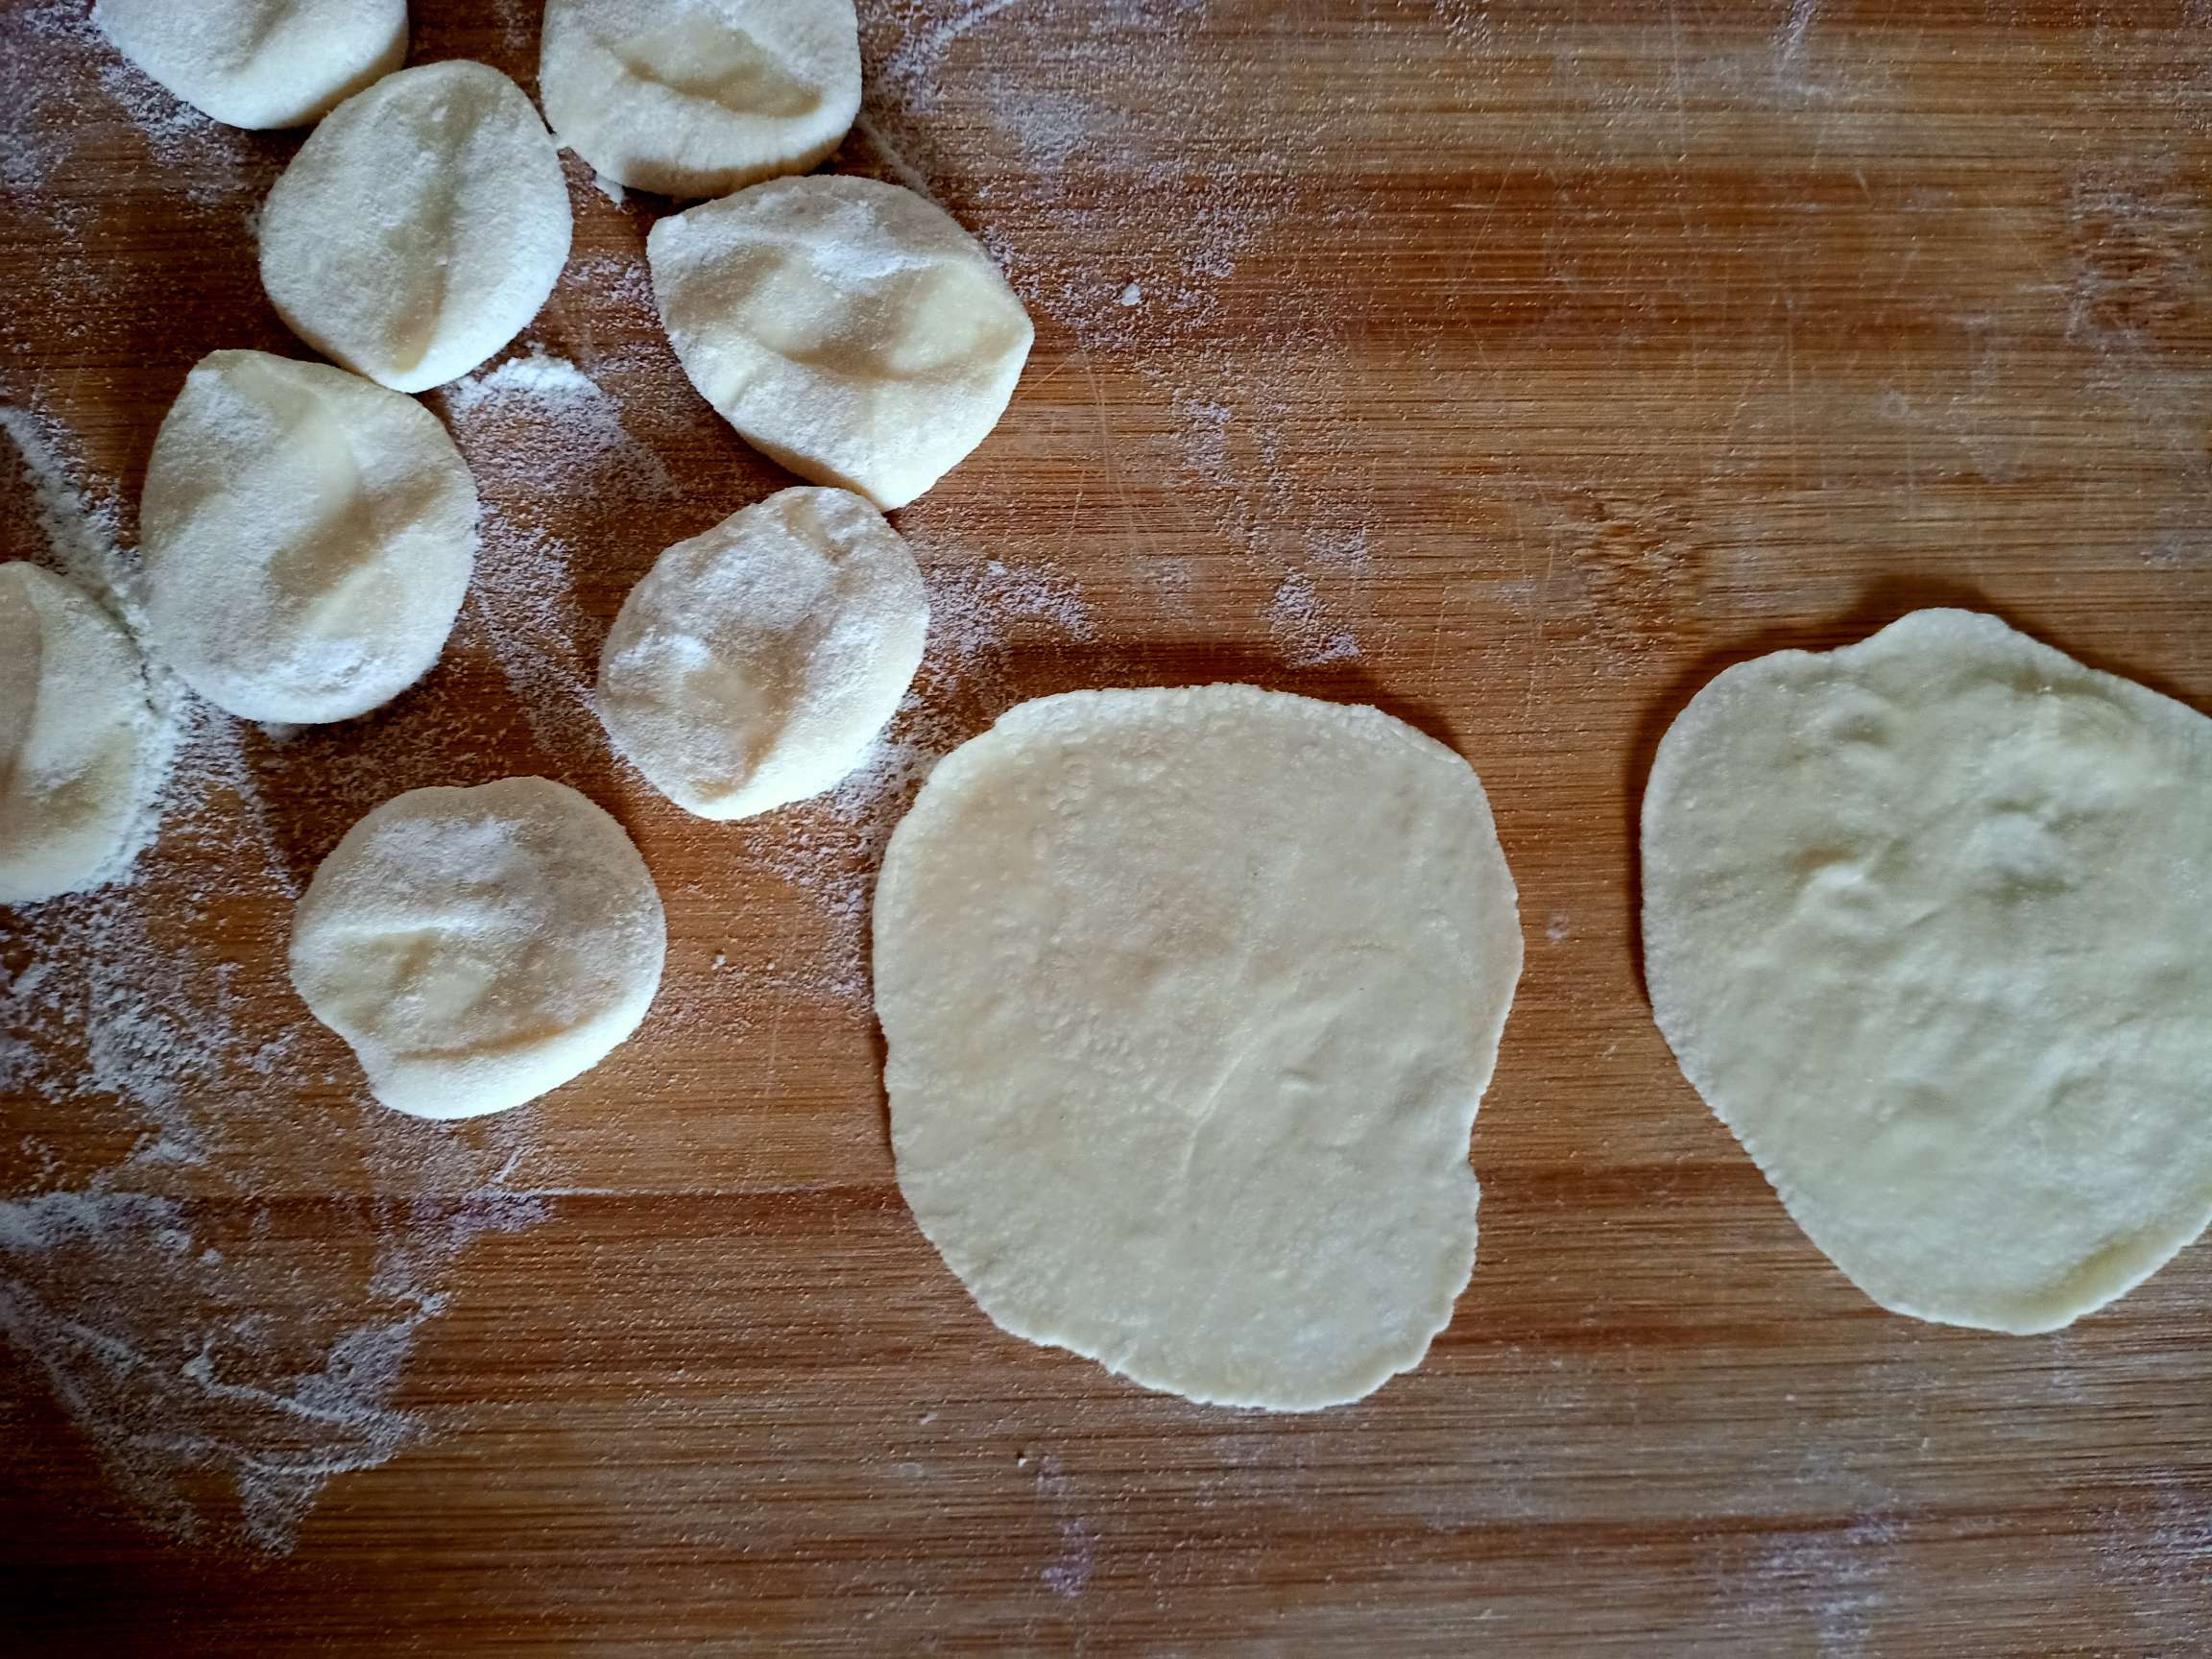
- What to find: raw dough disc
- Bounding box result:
[258,60,572,395]
[597,486,926,820]
[647,175,1033,511]
[140,350,478,724]
[875,686,1524,1409]
[290,778,666,1118]
[1643,609,2212,1332]
[0,564,161,905]
[540,0,862,199]
[94,0,406,131]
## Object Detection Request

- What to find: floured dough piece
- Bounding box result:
[140,350,478,724]
[597,486,926,820]
[540,0,862,199]
[0,564,161,905]
[94,0,406,131]
[648,176,1033,510]
[259,60,572,395]
[1644,609,2212,1333]
[290,778,665,1118]
[876,686,1524,1408]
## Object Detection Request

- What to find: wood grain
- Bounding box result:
[3,0,2210,1651]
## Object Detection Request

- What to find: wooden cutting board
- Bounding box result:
[3,1,2208,1650]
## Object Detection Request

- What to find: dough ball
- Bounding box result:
[93,0,406,131]
[875,686,1524,1409]
[140,350,478,724]
[290,778,666,1118]
[647,176,1033,511]
[540,0,861,199]
[1644,609,2212,1333]
[0,564,161,905]
[258,60,572,395]
[597,486,926,820]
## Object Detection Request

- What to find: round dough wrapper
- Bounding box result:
[0,564,161,905]
[597,486,926,820]
[647,176,1033,511]
[875,686,1524,1409]
[540,0,861,199]
[258,60,572,395]
[140,350,478,724]
[290,778,666,1119]
[1643,609,2212,1333]
[94,0,406,131]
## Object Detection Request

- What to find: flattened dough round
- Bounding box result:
[1644,609,2212,1333]
[597,486,926,820]
[258,60,572,394]
[540,0,862,198]
[95,0,406,131]
[141,350,478,724]
[648,176,1033,511]
[0,564,160,905]
[875,686,1524,1409]
[290,778,665,1118]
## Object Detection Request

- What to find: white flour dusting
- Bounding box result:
[1735,1512,1905,1659]
[1265,570,1361,668]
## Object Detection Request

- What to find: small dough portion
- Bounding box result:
[94,0,406,131]
[1644,609,2212,1333]
[540,0,862,199]
[0,564,160,905]
[140,350,478,724]
[290,778,666,1118]
[648,176,1033,511]
[597,486,926,820]
[876,686,1524,1409]
[259,60,572,395]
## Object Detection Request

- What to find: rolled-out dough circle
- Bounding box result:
[539,0,862,199]
[257,60,572,395]
[140,349,479,724]
[290,777,666,1119]
[596,486,926,821]
[647,175,1033,511]
[874,685,1524,1409]
[1643,609,2212,1333]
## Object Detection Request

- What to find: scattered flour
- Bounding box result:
[437,349,679,760]
[1735,1512,1906,1659]
[1264,570,1361,668]
[5,0,265,210]
[0,399,552,1552]
[1030,1452,1098,1599]
[858,0,1381,668]
[442,349,677,503]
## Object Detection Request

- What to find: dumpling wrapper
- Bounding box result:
[875,685,1524,1409]
[1643,609,2212,1332]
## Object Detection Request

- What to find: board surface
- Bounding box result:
[2,0,2209,1651]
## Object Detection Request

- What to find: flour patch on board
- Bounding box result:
[439,349,684,762]
[858,0,1382,665]
[1731,1511,1906,1659]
